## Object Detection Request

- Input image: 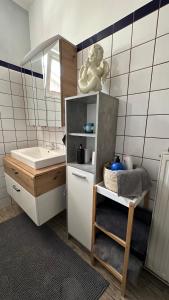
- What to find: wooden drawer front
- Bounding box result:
[35,166,66,196]
[4,159,35,196]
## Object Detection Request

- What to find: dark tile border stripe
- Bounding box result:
[77,0,169,51]
[0,60,43,79]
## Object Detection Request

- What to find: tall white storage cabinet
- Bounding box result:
[146,153,169,283]
[66,92,118,250]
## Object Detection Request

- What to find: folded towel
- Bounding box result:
[116,167,152,198]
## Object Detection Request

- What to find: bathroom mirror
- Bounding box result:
[21,35,77,128]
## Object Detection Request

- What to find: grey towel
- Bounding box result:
[116,167,152,198]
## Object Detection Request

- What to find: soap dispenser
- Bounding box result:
[77,144,85,164]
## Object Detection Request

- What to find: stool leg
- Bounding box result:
[121,204,135,296]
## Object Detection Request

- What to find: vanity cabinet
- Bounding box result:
[67,166,94,250]
[66,92,118,250]
[3,155,66,225]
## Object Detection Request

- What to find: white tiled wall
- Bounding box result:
[77,4,169,210]
[0,66,38,208]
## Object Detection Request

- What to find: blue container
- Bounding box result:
[111,156,124,171]
[83,123,94,133]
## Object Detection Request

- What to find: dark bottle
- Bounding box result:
[77,144,84,164]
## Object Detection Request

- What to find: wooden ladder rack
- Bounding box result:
[91,182,147,297]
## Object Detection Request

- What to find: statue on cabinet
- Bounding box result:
[78,44,110,93]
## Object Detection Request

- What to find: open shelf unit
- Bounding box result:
[65,92,118,181]
[91,182,150,297]
[66,92,119,251]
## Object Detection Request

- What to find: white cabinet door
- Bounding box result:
[67,166,94,250]
[146,154,169,282]
[5,173,39,225]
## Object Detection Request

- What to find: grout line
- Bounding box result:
[7,69,19,152]
[122,14,134,159]
[141,1,161,165]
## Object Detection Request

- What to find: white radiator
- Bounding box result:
[146,153,169,283]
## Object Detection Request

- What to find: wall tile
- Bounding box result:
[0,93,12,106]
[9,70,22,84]
[0,143,5,155]
[129,68,152,94]
[3,131,16,143]
[116,116,125,135]
[125,116,146,136]
[17,141,28,149]
[157,5,169,37]
[127,93,149,115]
[12,95,24,108]
[130,40,154,71]
[14,108,25,119]
[1,119,15,130]
[77,50,83,70]
[154,34,169,65]
[146,115,169,138]
[132,11,158,46]
[0,79,11,94]
[37,88,45,100]
[0,106,13,118]
[117,95,127,116]
[111,50,130,76]
[124,136,144,156]
[110,73,128,97]
[0,67,9,81]
[144,138,169,160]
[102,78,110,94]
[150,180,157,201]
[27,130,37,140]
[11,82,23,97]
[129,156,142,167]
[15,119,26,130]
[149,89,169,114]
[23,74,33,87]
[0,131,3,143]
[113,25,132,55]
[151,62,169,90]
[82,46,90,64]
[98,35,112,58]
[16,130,27,141]
[142,158,159,180]
[4,142,17,154]
[115,135,124,153]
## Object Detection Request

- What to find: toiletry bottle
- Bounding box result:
[77,144,84,164]
[111,156,124,171]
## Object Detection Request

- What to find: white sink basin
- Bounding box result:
[11,147,65,169]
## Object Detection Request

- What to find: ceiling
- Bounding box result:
[12,0,33,11]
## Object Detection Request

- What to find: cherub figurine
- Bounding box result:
[78,44,110,93]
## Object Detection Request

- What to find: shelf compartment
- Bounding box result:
[94,254,123,282]
[93,233,142,284]
[96,182,146,208]
[95,222,126,248]
[96,200,152,261]
[69,133,96,138]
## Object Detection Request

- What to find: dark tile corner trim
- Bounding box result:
[76,0,169,52]
[0,60,43,79]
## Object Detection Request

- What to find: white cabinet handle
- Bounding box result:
[12,185,20,192]
[72,172,86,179]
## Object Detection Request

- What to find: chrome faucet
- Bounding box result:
[48,142,55,150]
